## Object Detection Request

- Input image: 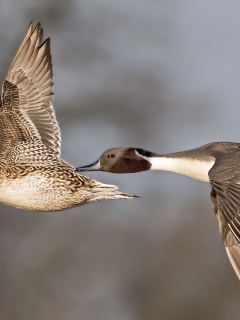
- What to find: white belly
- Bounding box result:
[0,174,64,211]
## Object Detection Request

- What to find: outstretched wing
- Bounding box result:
[209,151,240,279]
[0,21,61,159]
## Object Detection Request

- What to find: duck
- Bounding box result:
[77,143,240,280]
[0,21,137,211]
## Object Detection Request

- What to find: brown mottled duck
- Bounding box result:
[0,22,136,211]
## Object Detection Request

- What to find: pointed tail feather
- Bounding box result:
[93,181,119,192]
[91,191,140,202]
[90,182,140,201]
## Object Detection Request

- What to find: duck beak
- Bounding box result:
[76,159,103,172]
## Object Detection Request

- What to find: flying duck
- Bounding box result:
[77,143,240,279]
[0,22,136,211]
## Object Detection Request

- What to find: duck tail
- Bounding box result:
[90,182,140,202]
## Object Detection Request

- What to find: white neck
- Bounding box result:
[149,157,215,182]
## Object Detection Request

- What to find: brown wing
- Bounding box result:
[0,21,61,159]
[210,188,240,280]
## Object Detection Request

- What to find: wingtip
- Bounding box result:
[29,22,43,40]
[38,37,51,50]
[26,20,34,37]
[28,20,34,28]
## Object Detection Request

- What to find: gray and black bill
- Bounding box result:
[76,159,102,172]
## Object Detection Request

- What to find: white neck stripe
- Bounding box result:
[135,149,149,161]
[149,157,215,182]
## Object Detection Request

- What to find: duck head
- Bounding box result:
[76,148,153,173]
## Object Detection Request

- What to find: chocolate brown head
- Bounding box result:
[76,148,153,173]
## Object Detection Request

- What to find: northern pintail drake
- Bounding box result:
[77,143,240,279]
[0,22,136,211]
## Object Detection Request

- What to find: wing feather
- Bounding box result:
[0,21,61,159]
[210,188,240,280]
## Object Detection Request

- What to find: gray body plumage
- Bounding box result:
[0,22,135,211]
[77,142,240,280]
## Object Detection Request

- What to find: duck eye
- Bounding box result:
[111,154,115,158]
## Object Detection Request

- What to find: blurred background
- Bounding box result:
[0,0,240,319]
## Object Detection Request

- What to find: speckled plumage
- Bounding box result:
[0,22,135,211]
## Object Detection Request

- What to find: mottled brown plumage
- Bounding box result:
[0,22,136,211]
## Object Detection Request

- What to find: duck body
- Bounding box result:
[0,161,113,211]
[0,22,136,211]
[77,142,240,280]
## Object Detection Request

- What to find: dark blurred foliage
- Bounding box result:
[0,1,240,319]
